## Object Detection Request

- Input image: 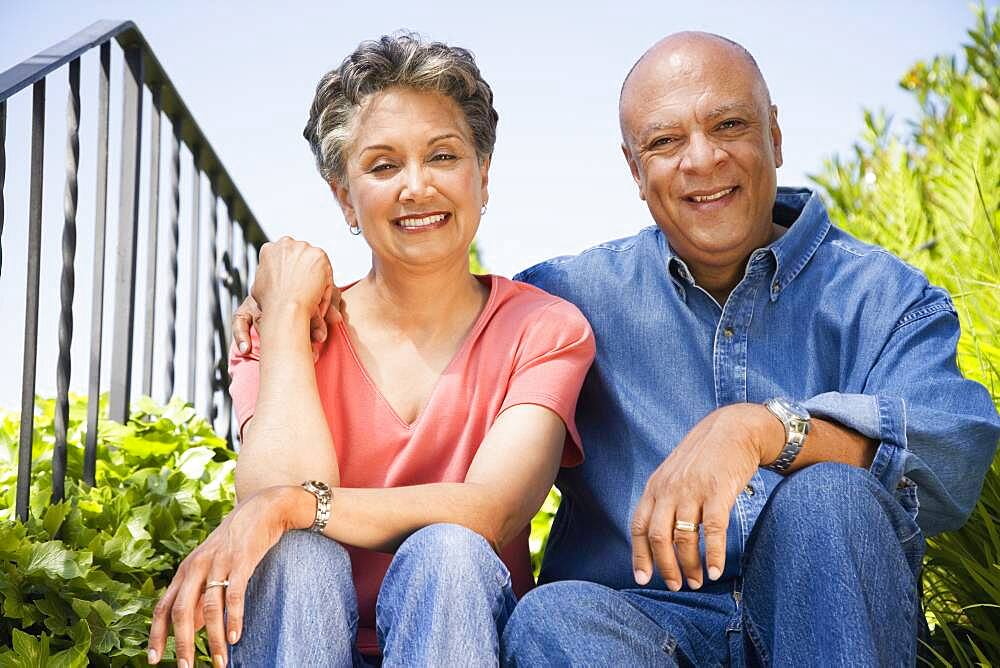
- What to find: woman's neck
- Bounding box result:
[348,254,488,334]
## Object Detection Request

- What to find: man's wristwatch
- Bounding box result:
[763,398,811,472]
[300,480,332,533]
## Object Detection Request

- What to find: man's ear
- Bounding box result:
[621,143,646,201]
[329,179,358,229]
[769,105,783,169]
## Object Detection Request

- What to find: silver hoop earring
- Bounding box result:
[480,204,488,216]
[349,223,362,236]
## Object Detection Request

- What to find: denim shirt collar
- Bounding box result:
[660,187,831,302]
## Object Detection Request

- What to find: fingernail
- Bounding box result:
[229,631,238,644]
[634,569,650,586]
[178,660,189,668]
[708,566,722,580]
[238,341,249,353]
[688,578,702,590]
[147,649,158,664]
[213,654,225,667]
[667,579,681,591]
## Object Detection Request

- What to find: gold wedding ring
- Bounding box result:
[204,579,230,590]
[673,520,698,533]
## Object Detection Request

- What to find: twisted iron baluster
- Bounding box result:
[206,189,221,424]
[53,59,81,502]
[164,122,181,400]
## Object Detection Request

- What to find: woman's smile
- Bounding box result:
[394,211,451,232]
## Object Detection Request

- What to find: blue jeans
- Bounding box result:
[502,463,925,666]
[230,523,517,666]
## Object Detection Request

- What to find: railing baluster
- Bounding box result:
[242,236,250,300]
[223,202,235,446]
[205,189,219,421]
[84,41,111,485]
[0,100,6,276]
[164,120,180,401]
[108,45,144,423]
[141,85,162,398]
[53,58,81,503]
[16,79,46,522]
[187,159,201,404]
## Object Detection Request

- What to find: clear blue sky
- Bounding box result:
[0,0,987,411]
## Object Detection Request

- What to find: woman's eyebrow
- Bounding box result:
[426,133,462,145]
[359,144,394,155]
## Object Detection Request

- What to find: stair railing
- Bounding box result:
[0,20,268,521]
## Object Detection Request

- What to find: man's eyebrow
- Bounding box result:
[639,121,682,141]
[705,103,756,120]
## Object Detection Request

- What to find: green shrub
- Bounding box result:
[812,5,1000,664]
[0,394,236,666]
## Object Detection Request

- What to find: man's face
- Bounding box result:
[620,40,783,272]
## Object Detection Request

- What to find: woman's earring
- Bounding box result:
[480,204,488,216]
[349,222,362,236]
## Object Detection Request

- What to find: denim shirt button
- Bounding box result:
[723,327,734,338]
[744,485,755,496]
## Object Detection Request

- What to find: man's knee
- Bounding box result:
[503,581,606,649]
[764,462,883,531]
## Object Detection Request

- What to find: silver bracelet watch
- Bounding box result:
[300,480,332,533]
[763,398,811,472]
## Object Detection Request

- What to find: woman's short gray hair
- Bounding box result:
[303,32,499,184]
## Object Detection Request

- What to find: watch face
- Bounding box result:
[776,398,810,421]
[312,480,331,493]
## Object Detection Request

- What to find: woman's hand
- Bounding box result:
[147,486,311,667]
[251,237,335,330]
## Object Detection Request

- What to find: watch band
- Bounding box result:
[300,480,332,533]
[763,398,810,472]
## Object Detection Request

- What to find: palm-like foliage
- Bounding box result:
[812,5,1000,664]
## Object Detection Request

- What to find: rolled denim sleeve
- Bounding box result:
[802,295,999,537]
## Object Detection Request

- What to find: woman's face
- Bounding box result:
[333,87,490,272]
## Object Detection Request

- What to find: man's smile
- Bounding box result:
[683,186,738,205]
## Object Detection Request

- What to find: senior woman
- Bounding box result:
[146,33,594,667]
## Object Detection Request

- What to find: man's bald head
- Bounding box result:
[619,32,772,143]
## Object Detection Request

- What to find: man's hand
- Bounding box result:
[630,403,783,591]
[232,237,342,354]
[147,486,312,667]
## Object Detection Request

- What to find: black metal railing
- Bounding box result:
[0,20,268,521]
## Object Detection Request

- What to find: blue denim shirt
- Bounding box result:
[516,188,1000,591]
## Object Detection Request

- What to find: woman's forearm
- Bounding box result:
[235,302,340,499]
[281,481,528,554]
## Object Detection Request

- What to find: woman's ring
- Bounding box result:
[205,579,230,590]
[674,520,698,532]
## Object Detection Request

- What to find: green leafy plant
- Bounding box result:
[0,394,236,666]
[813,4,1000,664]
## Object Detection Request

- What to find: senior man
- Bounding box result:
[233,32,1000,665]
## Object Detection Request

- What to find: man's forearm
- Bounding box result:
[746,404,877,473]
[235,303,340,499]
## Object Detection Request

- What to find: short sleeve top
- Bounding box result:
[228,274,595,654]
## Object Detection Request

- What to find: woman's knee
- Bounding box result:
[252,530,354,601]
[394,523,498,575]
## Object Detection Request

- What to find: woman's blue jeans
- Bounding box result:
[229,523,517,667]
[502,462,925,666]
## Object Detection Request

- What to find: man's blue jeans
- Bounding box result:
[502,463,925,666]
[229,523,517,666]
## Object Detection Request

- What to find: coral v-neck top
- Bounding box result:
[228,275,595,654]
